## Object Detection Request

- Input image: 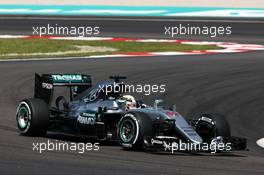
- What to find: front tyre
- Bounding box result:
[193,113,231,143]
[16,98,49,136]
[117,112,153,150]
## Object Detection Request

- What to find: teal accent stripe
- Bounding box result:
[0,5,263,17]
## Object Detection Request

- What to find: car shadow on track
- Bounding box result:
[45,132,120,146]
[45,132,247,157]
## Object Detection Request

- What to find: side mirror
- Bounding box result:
[172,104,176,112]
[154,99,163,109]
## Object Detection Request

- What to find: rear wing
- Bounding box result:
[34,73,92,105]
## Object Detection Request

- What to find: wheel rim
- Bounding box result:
[17,105,29,129]
[120,119,136,142]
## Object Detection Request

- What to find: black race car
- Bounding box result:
[16,74,246,152]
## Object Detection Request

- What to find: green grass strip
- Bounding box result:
[0,38,221,59]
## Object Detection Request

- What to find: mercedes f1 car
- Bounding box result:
[16,74,247,152]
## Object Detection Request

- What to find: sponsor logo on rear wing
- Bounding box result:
[35,73,92,104]
[50,74,92,85]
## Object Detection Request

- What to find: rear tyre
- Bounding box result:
[16,98,49,136]
[192,113,231,143]
[117,112,153,150]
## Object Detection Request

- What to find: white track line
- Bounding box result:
[256,138,264,148]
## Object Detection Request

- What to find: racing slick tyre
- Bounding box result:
[117,112,153,151]
[192,113,231,143]
[16,98,49,136]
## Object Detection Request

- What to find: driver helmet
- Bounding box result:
[122,95,137,109]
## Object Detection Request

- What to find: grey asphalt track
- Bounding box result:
[0,16,264,175]
[0,16,263,43]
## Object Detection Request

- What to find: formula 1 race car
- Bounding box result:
[16,74,247,153]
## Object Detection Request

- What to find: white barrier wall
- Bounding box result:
[1,0,264,8]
